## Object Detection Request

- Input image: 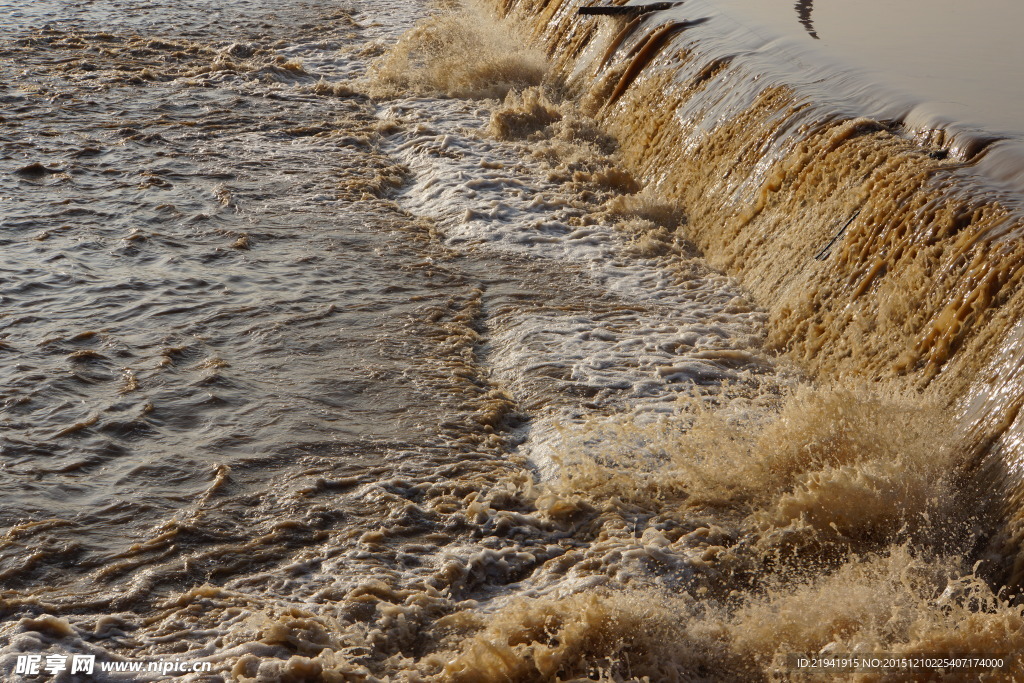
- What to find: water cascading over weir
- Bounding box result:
[493,0,1024,585]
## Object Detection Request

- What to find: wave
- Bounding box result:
[494,0,1024,588]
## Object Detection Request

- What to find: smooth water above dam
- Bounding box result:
[627,0,1024,189]
[716,0,1024,133]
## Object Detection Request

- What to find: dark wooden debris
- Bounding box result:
[815,209,862,261]
[578,2,680,16]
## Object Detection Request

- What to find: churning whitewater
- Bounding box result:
[1,0,1023,680]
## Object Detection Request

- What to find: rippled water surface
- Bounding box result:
[0,0,450,578]
[0,0,784,677]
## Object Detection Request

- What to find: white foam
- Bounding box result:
[378,94,783,479]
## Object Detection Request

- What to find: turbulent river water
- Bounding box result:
[1,0,1024,681]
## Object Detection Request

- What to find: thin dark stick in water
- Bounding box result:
[815,209,861,261]
[578,2,680,16]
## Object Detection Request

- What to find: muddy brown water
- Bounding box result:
[2,0,1024,680]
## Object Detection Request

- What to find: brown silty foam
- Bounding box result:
[493,0,1024,583]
